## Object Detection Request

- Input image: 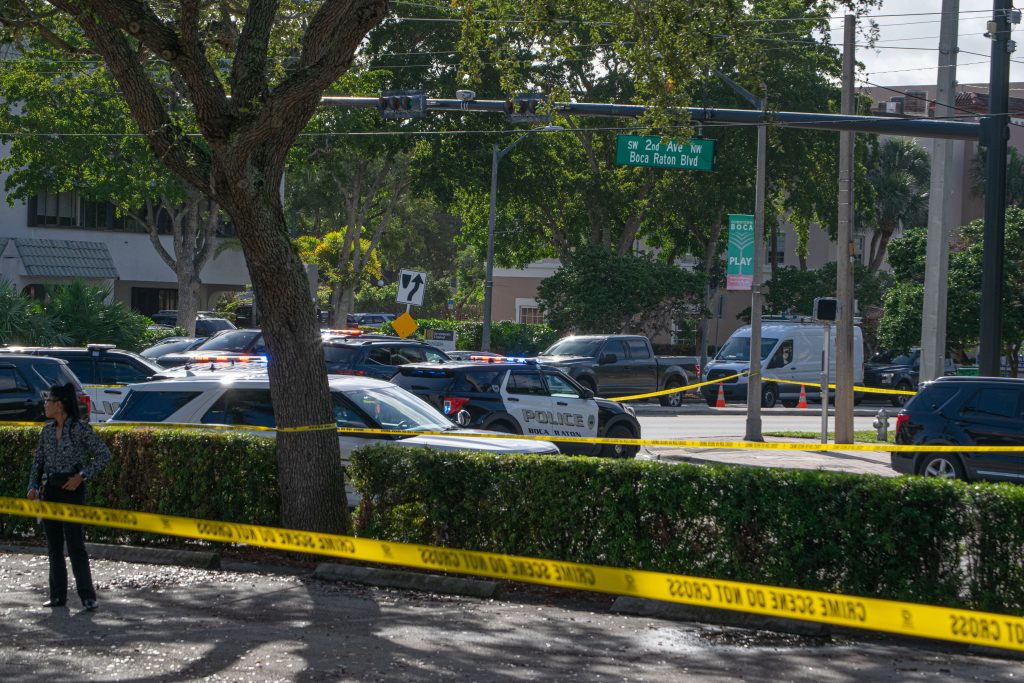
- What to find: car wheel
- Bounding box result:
[918,453,966,480]
[601,424,638,459]
[658,379,685,407]
[487,420,518,434]
[705,395,718,407]
[854,392,864,405]
[890,381,914,407]
[761,383,778,409]
[781,399,797,408]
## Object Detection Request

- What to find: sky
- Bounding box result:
[852,0,1023,87]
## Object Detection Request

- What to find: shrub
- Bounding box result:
[0,426,281,544]
[350,446,1024,614]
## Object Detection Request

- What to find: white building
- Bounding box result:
[0,139,250,314]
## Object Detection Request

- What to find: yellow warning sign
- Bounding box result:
[392,312,418,339]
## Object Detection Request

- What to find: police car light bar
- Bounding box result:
[191,355,269,364]
[321,328,363,336]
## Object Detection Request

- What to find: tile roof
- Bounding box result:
[13,238,119,278]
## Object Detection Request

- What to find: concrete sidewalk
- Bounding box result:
[640,438,896,477]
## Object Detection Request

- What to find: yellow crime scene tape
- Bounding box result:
[1,495,1022,652]
[608,372,916,402]
[761,376,918,396]
[7,420,1024,453]
[608,371,749,402]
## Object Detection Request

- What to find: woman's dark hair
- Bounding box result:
[48,383,80,421]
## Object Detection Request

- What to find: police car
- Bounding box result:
[107,366,560,507]
[390,357,642,458]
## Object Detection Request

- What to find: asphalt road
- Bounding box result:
[1,548,1020,682]
[635,410,883,440]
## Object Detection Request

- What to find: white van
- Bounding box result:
[700,321,864,408]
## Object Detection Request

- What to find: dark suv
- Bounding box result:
[892,376,1024,482]
[0,354,90,421]
[323,338,450,380]
[3,344,165,421]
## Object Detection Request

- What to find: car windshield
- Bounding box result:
[344,385,453,432]
[871,350,914,365]
[195,330,260,352]
[716,337,778,362]
[541,339,603,357]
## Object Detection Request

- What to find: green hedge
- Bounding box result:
[350,446,1024,615]
[380,318,559,355]
[0,426,281,544]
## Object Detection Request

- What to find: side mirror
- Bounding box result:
[580,388,594,399]
[599,353,617,365]
[455,409,471,427]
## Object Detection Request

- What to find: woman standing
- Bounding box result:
[26,383,112,610]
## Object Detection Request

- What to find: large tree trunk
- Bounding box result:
[869,227,895,271]
[216,166,349,535]
[332,284,357,327]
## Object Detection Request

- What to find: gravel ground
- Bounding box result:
[1,547,1022,682]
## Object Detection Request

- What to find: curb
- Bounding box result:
[85,542,220,569]
[314,562,499,599]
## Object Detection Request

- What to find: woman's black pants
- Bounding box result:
[42,483,96,604]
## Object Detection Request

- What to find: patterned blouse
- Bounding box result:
[28,420,112,490]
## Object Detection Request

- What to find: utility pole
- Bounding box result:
[920,0,960,384]
[979,0,1014,376]
[834,14,856,444]
[745,94,767,442]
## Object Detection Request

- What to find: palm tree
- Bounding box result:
[866,138,930,271]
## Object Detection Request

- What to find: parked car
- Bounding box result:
[108,370,559,506]
[148,310,236,336]
[346,312,396,329]
[702,320,864,408]
[391,358,642,458]
[323,338,450,380]
[140,336,207,363]
[891,376,1024,482]
[0,354,90,421]
[537,335,697,407]
[1,344,164,421]
[864,349,957,407]
[158,329,267,367]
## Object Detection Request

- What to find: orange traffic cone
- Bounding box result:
[715,382,726,408]
[797,385,808,409]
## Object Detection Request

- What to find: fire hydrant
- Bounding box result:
[873,408,890,442]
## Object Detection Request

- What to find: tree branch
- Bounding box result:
[230,0,278,109]
[44,0,214,192]
[142,198,177,271]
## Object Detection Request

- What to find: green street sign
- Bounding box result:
[614,135,716,171]
[726,214,755,291]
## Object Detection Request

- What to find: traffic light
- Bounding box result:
[813,297,839,322]
[504,93,550,123]
[378,90,427,120]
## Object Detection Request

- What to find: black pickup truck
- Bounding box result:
[535,335,698,406]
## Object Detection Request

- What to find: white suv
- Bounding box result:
[108,370,559,506]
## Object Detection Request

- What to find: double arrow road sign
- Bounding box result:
[396,269,427,306]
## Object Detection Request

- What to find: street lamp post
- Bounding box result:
[481,125,563,351]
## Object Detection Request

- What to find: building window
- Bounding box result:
[903,91,929,116]
[131,287,178,316]
[765,232,786,266]
[517,306,545,324]
[28,190,231,236]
